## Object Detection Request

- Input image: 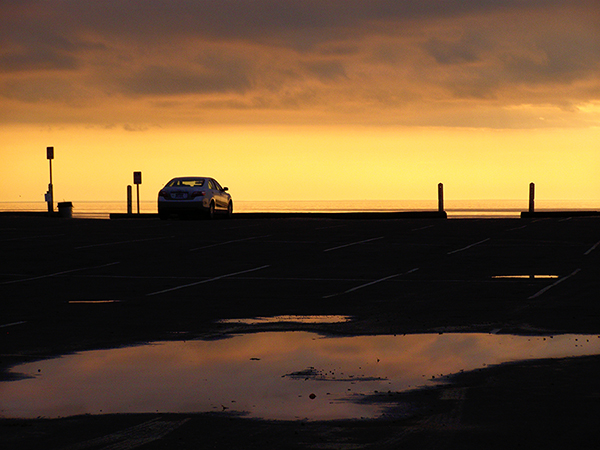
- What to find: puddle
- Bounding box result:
[492,275,559,279]
[218,315,350,325]
[2,332,600,421]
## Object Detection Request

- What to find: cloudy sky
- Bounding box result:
[1,0,599,203]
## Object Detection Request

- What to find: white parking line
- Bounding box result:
[75,236,172,249]
[323,268,419,299]
[0,262,121,285]
[584,240,600,255]
[0,321,27,328]
[528,268,581,299]
[147,265,270,296]
[507,225,528,231]
[189,235,270,251]
[323,236,384,252]
[447,238,490,255]
[411,225,435,231]
[1,234,66,242]
[77,274,371,283]
[315,224,347,230]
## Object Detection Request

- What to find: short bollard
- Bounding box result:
[529,183,535,213]
[127,185,133,215]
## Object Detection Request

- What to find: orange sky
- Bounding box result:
[1,1,599,203]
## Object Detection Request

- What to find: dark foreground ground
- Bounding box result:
[1,214,600,449]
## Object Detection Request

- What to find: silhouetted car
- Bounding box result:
[158,177,232,219]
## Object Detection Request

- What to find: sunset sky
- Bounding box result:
[1,0,599,203]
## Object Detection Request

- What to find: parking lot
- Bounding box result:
[2,215,599,339]
[2,214,600,449]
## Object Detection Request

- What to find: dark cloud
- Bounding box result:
[423,33,492,65]
[0,48,79,72]
[1,0,575,44]
[1,0,598,127]
[0,26,106,73]
[502,34,600,85]
[302,60,347,81]
[2,77,87,103]
[121,64,252,96]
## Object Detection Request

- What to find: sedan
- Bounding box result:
[158,177,232,219]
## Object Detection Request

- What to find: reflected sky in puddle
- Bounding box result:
[492,275,559,279]
[218,315,350,324]
[2,332,600,421]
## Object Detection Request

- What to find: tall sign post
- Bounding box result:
[133,171,142,214]
[46,147,54,214]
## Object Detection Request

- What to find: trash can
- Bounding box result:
[57,201,73,218]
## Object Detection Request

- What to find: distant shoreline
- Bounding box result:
[3,210,600,220]
[2,199,600,219]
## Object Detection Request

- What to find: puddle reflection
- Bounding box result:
[2,332,600,421]
[218,315,350,324]
[492,275,559,279]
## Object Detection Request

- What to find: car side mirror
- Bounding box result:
[223,187,229,191]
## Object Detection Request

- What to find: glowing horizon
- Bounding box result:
[1,124,599,204]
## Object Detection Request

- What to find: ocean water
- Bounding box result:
[1,199,600,219]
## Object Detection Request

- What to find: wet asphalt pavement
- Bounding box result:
[1,214,600,449]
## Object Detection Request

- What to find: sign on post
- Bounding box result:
[46,147,54,213]
[133,171,142,214]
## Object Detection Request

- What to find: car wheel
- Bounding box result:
[227,201,233,219]
[205,202,215,219]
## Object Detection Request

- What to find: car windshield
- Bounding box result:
[166,178,205,188]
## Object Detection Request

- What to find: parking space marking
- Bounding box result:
[315,224,347,230]
[79,274,207,280]
[237,276,370,282]
[411,225,435,232]
[323,236,384,252]
[0,262,121,285]
[507,225,528,231]
[0,321,26,328]
[323,267,419,299]
[147,265,270,296]
[189,235,270,251]
[447,238,490,255]
[75,236,172,250]
[224,223,264,230]
[528,268,581,299]
[584,240,600,255]
[77,274,371,283]
[1,234,66,242]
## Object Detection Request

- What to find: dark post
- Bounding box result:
[127,185,133,215]
[529,182,535,213]
[438,183,444,213]
[133,172,142,214]
[46,147,54,214]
